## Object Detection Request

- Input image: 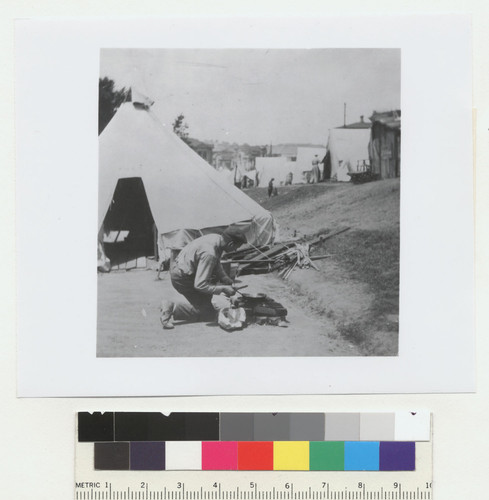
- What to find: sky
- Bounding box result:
[100,49,400,146]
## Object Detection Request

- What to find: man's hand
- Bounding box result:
[221,286,236,297]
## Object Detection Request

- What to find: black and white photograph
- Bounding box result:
[97,49,401,357]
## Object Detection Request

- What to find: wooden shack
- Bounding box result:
[368,110,401,179]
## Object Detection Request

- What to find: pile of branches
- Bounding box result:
[223,227,350,279]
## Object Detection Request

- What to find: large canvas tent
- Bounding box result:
[325,128,371,181]
[98,100,275,266]
[217,167,237,185]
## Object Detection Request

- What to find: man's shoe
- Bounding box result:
[160,300,175,330]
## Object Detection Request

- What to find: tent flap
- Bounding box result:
[161,214,276,250]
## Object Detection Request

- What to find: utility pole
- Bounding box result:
[344,102,347,127]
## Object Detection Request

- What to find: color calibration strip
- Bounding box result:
[78,412,429,472]
[93,440,415,471]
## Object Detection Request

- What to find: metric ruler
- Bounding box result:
[74,466,433,500]
[75,413,432,500]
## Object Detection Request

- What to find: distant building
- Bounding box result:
[213,149,236,170]
[266,144,298,161]
[236,144,267,171]
[212,142,266,173]
[368,110,401,179]
[187,137,214,165]
[235,148,254,171]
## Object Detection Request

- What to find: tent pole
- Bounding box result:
[153,224,158,260]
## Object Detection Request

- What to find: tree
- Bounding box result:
[172,113,190,144]
[98,77,131,135]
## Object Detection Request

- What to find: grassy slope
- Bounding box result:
[246,179,400,355]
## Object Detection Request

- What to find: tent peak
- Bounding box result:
[130,88,155,110]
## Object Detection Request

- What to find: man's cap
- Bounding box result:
[222,226,248,245]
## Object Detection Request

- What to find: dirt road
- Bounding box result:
[97,269,361,357]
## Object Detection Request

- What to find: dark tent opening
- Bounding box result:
[323,151,332,180]
[100,177,157,268]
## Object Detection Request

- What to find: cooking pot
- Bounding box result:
[238,292,268,304]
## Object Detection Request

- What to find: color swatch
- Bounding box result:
[220,413,254,441]
[202,441,238,470]
[94,442,129,470]
[274,441,309,470]
[165,441,201,470]
[309,441,344,471]
[344,442,380,471]
[380,441,416,471]
[237,441,273,470]
[325,413,360,441]
[130,442,165,470]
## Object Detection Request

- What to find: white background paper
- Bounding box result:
[15,16,475,397]
[2,2,489,499]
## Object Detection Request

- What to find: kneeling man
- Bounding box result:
[160,226,247,329]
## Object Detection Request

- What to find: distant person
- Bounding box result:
[268,178,275,197]
[311,155,321,183]
[159,226,248,329]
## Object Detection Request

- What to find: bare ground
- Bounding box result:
[97,269,361,357]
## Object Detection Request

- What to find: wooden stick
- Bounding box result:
[239,242,295,269]
[302,257,320,271]
[222,259,275,263]
[284,261,298,279]
[308,227,351,247]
